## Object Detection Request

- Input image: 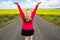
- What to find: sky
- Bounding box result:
[0,0,60,9]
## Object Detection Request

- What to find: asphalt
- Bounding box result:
[0,16,60,40]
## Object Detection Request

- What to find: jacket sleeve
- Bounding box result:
[31,4,39,20]
[17,4,24,20]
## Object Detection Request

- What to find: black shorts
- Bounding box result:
[21,29,34,36]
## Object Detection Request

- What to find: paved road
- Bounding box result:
[0,16,60,40]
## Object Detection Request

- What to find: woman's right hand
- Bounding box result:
[13,2,18,5]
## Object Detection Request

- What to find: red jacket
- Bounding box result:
[17,4,38,30]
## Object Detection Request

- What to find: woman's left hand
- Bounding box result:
[13,2,18,5]
[38,2,42,5]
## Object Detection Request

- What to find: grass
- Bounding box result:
[37,14,60,27]
[0,14,19,28]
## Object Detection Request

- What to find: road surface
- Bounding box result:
[0,16,60,40]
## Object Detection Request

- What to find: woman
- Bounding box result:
[14,2,41,40]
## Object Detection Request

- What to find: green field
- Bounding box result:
[0,9,60,28]
[37,14,60,27]
[0,14,19,28]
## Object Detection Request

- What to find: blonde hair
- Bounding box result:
[26,9,32,11]
[24,9,32,22]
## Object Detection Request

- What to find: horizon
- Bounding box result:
[0,8,60,10]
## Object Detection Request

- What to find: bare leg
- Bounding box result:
[25,36,29,40]
[29,36,33,40]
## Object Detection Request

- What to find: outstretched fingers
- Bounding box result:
[38,2,42,5]
[13,2,18,5]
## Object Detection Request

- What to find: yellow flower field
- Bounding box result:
[0,9,60,16]
[36,9,60,15]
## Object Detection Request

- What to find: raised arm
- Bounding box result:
[14,2,24,20]
[31,2,42,19]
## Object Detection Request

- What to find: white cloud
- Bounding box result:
[0,1,17,9]
[36,0,60,8]
[0,0,60,9]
